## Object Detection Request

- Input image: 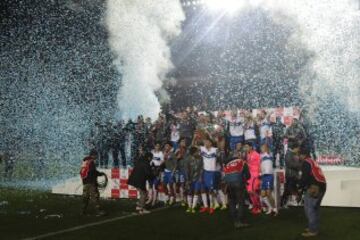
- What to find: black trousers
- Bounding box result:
[99,147,109,168]
[111,145,126,168]
[227,184,246,223]
[281,176,299,206]
[273,141,284,167]
[111,147,119,168]
[82,184,100,213]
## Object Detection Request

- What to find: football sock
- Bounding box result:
[187,195,193,207]
[201,193,208,208]
[262,196,272,209]
[152,190,157,205]
[211,194,219,208]
[192,195,199,209]
[179,187,184,201]
[218,190,227,206]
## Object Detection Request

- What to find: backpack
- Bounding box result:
[305,158,326,183]
[80,157,92,180]
[223,159,245,184]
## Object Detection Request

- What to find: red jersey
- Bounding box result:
[247,150,261,176]
[223,159,245,175]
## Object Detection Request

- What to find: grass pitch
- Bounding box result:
[1,188,360,240]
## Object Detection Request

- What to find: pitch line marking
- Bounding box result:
[22,207,170,240]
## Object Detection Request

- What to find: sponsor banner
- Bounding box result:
[317,156,344,165]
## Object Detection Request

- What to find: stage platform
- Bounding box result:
[52,165,360,207]
[320,166,360,207]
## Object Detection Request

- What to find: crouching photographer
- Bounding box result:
[80,149,107,216]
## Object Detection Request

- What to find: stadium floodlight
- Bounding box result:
[205,0,246,14]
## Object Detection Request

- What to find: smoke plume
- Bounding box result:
[236,0,360,115]
[105,0,185,120]
[221,0,360,162]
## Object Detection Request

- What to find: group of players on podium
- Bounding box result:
[82,108,326,237]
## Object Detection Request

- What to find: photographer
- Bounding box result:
[80,149,106,216]
[223,151,251,228]
[298,146,326,237]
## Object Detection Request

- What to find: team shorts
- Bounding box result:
[163,171,175,185]
[171,141,179,151]
[190,180,202,193]
[261,174,274,190]
[149,177,160,188]
[175,170,186,183]
[203,170,217,191]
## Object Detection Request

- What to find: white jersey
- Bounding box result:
[259,119,272,139]
[244,122,257,140]
[260,153,273,175]
[170,124,180,142]
[200,146,218,171]
[151,150,164,167]
[227,116,244,137]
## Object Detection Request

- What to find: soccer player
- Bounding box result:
[226,109,244,151]
[212,112,227,152]
[229,142,244,159]
[175,138,188,206]
[170,119,180,151]
[215,144,228,210]
[272,116,286,168]
[260,144,277,215]
[179,112,196,147]
[184,146,203,213]
[163,142,177,205]
[151,116,167,145]
[298,146,326,237]
[147,142,164,206]
[244,142,261,215]
[258,110,273,151]
[244,112,258,151]
[200,138,219,214]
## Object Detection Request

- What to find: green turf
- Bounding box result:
[0,188,136,240]
[1,188,360,240]
[48,206,360,240]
